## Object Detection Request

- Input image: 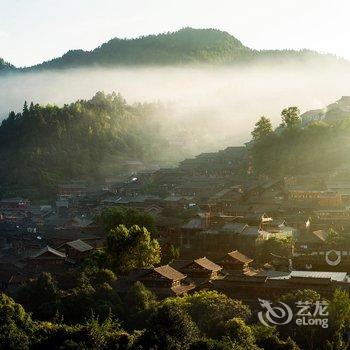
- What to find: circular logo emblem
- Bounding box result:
[258,299,293,327]
[325,250,341,266]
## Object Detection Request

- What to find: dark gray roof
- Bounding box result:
[222,223,248,234]
[30,246,66,259]
[270,271,348,282]
[65,239,93,252]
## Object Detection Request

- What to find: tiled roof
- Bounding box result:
[67,216,94,228]
[181,218,205,229]
[297,230,327,243]
[312,230,327,242]
[270,270,348,282]
[222,223,248,233]
[242,226,261,236]
[193,257,222,271]
[65,239,93,252]
[227,250,253,264]
[30,246,66,259]
[154,265,186,281]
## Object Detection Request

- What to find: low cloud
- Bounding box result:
[1,59,350,153]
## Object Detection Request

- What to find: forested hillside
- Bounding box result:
[0,57,15,71]
[250,106,350,177]
[32,28,251,69]
[1,28,345,71]
[0,92,169,198]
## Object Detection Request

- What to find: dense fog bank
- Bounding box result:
[1,60,350,151]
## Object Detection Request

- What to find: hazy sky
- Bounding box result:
[1,0,350,67]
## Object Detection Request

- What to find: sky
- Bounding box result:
[1,0,350,67]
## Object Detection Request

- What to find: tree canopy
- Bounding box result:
[0,92,168,199]
[250,106,350,177]
[106,224,161,272]
[98,206,156,234]
[251,116,273,141]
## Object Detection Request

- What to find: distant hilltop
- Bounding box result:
[301,96,350,125]
[0,27,346,72]
[0,57,15,72]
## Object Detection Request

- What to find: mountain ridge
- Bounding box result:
[1,27,346,72]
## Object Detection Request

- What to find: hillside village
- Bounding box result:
[2,120,350,305]
[7,3,350,346]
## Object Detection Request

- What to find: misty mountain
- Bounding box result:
[301,96,350,125]
[32,28,250,69]
[0,58,15,71]
[2,28,346,71]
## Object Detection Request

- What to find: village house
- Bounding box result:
[62,216,99,233]
[57,181,88,197]
[288,190,342,208]
[294,229,328,253]
[244,180,285,206]
[292,250,350,273]
[29,246,67,269]
[212,270,350,304]
[197,223,271,258]
[326,180,350,204]
[0,198,30,211]
[178,146,248,178]
[217,203,252,216]
[0,271,26,294]
[163,196,195,211]
[175,257,222,280]
[58,239,94,262]
[208,186,244,212]
[136,265,195,298]
[174,178,228,199]
[217,250,254,274]
[313,208,350,229]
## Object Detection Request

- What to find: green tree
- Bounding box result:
[279,289,325,350]
[0,293,33,350]
[140,303,199,350]
[252,325,300,350]
[251,116,273,141]
[33,316,134,350]
[123,281,157,329]
[106,224,161,272]
[61,272,97,324]
[0,92,172,200]
[281,107,300,128]
[256,236,292,263]
[224,317,258,349]
[89,268,117,286]
[327,289,350,347]
[161,243,180,265]
[165,291,251,339]
[98,206,156,234]
[15,272,60,321]
[84,250,110,270]
[326,228,339,243]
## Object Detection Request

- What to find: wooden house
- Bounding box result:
[138,265,195,298]
[178,257,222,279]
[59,239,93,261]
[29,246,66,266]
[218,250,253,274]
